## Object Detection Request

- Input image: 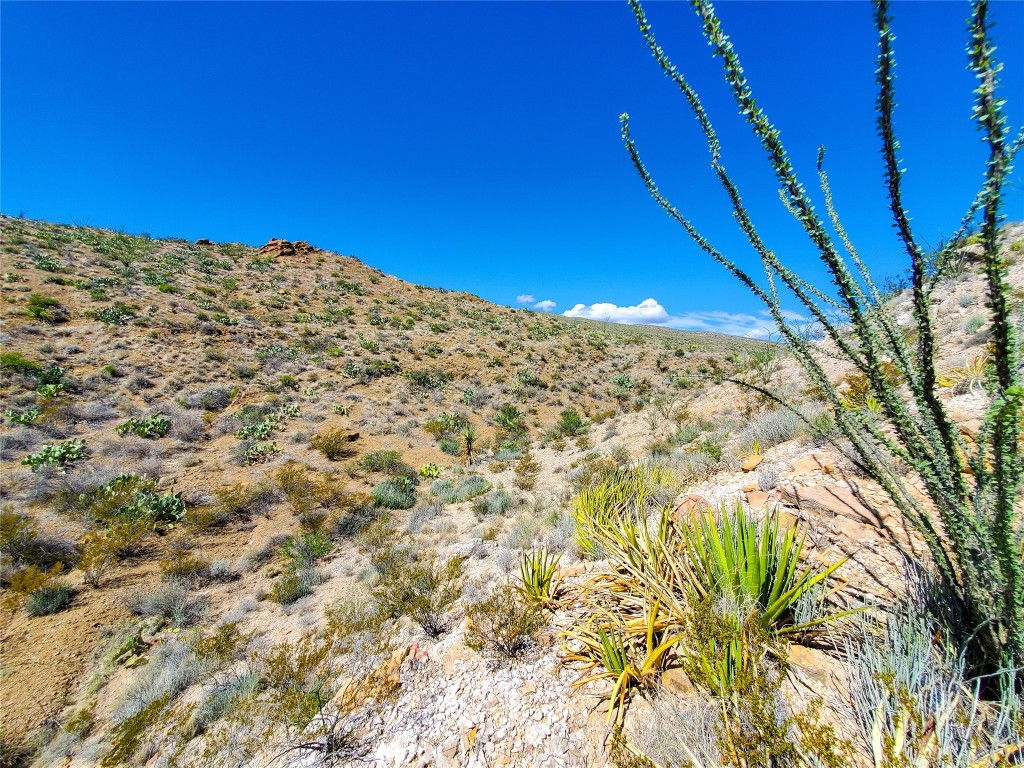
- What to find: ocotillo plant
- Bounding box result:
[621,0,1023,685]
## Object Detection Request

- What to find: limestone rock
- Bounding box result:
[741,454,764,472]
[789,454,836,476]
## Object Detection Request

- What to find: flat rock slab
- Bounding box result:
[779,483,881,527]
[788,454,836,476]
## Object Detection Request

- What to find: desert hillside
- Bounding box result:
[1,216,1021,768]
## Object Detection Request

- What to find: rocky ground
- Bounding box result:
[1,217,1021,767]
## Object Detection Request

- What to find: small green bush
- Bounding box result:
[554,408,587,437]
[431,475,491,504]
[126,582,206,627]
[25,293,67,323]
[495,403,528,447]
[465,582,546,658]
[281,530,333,568]
[371,476,417,510]
[438,436,461,456]
[408,368,453,390]
[26,582,74,616]
[370,543,464,637]
[358,450,413,475]
[964,314,986,334]
[472,489,512,516]
[270,567,324,605]
[0,351,41,374]
[310,427,357,460]
[88,302,138,325]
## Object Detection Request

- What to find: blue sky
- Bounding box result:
[3,1,1022,338]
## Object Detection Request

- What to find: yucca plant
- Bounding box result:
[679,504,847,634]
[622,0,1023,683]
[565,600,681,724]
[520,548,561,606]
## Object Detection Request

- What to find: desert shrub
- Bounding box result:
[0,351,41,375]
[494,403,528,448]
[620,0,1023,684]
[88,302,137,325]
[0,510,40,566]
[274,462,369,530]
[191,670,262,734]
[158,542,211,585]
[513,452,540,490]
[438,436,461,456]
[964,313,986,334]
[116,413,171,439]
[3,562,62,606]
[431,475,491,504]
[191,385,231,412]
[736,407,805,451]
[21,438,88,472]
[846,596,1021,767]
[406,502,442,533]
[472,489,512,516]
[309,426,357,460]
[357,449,413,476]
[74,474,186,530]
[343,358,400,383]
[77,529,122,587]
[126,582,207,628]
[270,567,325,605]
[423,412,470,440]
[25,293,68,323]
[192,481,279,529]
[281,530,333,568]
[465,581,546,658]
[369,537,464,637]
[371,476,417,510]
[26,582,74,616]
[408,368,453,390]
[554,408,587,437]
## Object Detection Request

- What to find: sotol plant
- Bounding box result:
[622,0,1022,683]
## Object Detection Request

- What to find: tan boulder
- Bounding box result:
[661,666,696,697]
[742,454,764,472]
[671,494,711,522]
[744,490,770,509]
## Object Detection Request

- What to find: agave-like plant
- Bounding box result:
[564,598,681,724]
[679,504,847,634]
[519,548,561,606]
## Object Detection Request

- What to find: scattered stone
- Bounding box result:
[741,454,764,472]
[744,490,770,509]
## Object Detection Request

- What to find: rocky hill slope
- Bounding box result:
[1,216,1021,768]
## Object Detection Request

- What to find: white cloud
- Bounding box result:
[562,298,807,339]
[533,299,557,312]
[515,294,536,304]
[563,298,670,325]
[662,310,779,339]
